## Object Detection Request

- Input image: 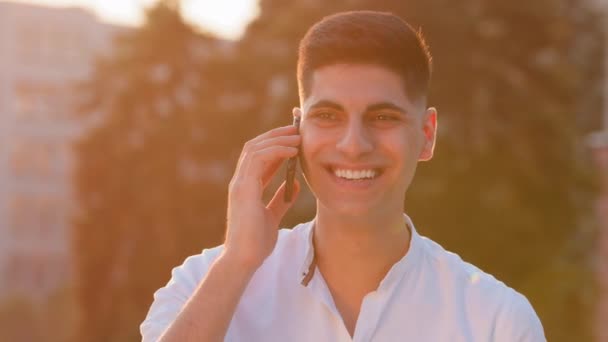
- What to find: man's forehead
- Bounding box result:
[303,64,423,112]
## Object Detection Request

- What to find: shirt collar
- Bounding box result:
[299,218,317,286]
[299,214,422,287]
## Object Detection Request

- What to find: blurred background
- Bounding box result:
[0,0,606,341]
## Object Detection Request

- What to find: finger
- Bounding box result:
[267,179,301,224]
[255,136,301,187]
[247,146,298,178]
[261,158,283,188]
[254,134,300,150]
[234,126,298,179]
[246,125,298,150]
[237,146,299,197]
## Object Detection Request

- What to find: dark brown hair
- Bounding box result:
[297,10,432,103]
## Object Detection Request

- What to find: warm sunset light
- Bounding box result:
[2,0,260,40]
[0,1,604,341]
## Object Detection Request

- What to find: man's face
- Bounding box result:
[297,63,437,218]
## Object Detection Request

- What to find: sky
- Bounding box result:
[5,0,260,40]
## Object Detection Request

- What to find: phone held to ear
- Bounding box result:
[284,116,300,202]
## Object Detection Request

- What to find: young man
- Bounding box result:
[141,11,546,342]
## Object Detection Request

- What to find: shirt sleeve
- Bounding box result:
[494,288,547,342]
[139,246,224,342]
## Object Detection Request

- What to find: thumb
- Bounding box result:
[267,179,301,222]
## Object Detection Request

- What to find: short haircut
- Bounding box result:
[297,10,432,104]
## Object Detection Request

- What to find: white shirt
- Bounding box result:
[140,215,546,342]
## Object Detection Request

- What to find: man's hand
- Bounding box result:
[224,124,302,269]
[153,125,302,342]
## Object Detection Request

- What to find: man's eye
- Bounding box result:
[375,114,398,121]
[315,112,336,120]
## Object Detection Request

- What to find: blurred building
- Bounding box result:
[0,1,119,300]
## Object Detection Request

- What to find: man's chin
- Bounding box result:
[318,199,378,219]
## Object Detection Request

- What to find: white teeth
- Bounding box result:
[333,168,377,180]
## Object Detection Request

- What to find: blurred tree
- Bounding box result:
[0,296,42,341]
[73,0,602,341]
[0,287,78,342]
[400,3,602,341]
[72,1,263,340]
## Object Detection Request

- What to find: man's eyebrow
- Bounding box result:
[308,99,344,111]
[366,102,408,115]
[309,99,409,115]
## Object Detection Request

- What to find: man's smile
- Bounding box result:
[324,164,384,179]
[321,163,387,190]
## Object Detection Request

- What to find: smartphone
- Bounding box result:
[284,116,301,202]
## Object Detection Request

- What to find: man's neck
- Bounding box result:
[312,208,411,284]
[310,207,411,337]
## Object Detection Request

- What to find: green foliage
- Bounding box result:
[73,0,602,340]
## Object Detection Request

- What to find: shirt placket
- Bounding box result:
[307,266,354,341]
[298,218,417,342]
[352,291,386,342]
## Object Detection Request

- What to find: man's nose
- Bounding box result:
[335,120,374,158]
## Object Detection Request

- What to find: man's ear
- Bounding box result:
[419,107,437,161]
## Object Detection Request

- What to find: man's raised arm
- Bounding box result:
[142,124,302,342]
